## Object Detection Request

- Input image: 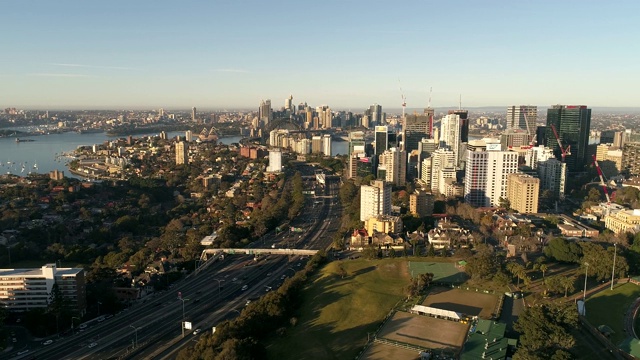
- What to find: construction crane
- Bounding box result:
[550,124,571,163]
[427,87,434,139]
[398,79,407,120]
[521,106,536,148]
[592,155,611,204]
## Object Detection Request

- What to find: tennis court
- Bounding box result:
[408,261,468,284]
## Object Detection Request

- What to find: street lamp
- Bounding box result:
[213,279,225,297]
[177,294,188,338]
[611,243,618,291]
[583,262,589,301]
[71,316,81,334]
[129,325,141,349]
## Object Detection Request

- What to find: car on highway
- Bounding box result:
[79,324,87,329]
[42,340,54,346]
[193,328,201,336]
[88,342,98,348]
[232,277,238,282]
[17,350,29,356]
[241,285,248,291]
[280,275,286,280]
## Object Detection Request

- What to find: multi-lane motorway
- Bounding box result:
[4,175,341,360]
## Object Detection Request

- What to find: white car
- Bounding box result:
[241,285,248,291]
[193,328,201,336]
[88,342,98,348]
[42,339,54,346]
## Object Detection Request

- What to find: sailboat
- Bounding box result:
[33,161,38,169]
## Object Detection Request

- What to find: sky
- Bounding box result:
[1,0,639,110]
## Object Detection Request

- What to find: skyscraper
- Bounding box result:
[375,126,389,155]
[464,146,519,207]
[404,114,430,153]
[429,148,456,195]
[191,107,197,122]
[259,99,272,126]
[367,104,382,126]
[349,131,366,157]
[285,94,293,111]
[439,113,461,165]
[538,158,567,199]
[322,134,332,156]
[448,109,469,143]
[267,149,282,173]
[175,141,188,165]
[423,107,435,139]
[360,180,392,221]
[545,105,591,172]
[507,105,537,142]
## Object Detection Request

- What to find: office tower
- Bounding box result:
[0,264,86,314]
[311,135,323,153]
[601,130,625,148]
[379,147,407,186]
[407,150,420,181]
[464,147,519,207]
[322,134,332,156]
[429,148,456,194]
[623,141,640,176]
[420,157,432,188]
[424,107,435,139]
[316,105,332,129]
[440,113,461,165]
[545,105,592,172]
[185,130,193,142]
[449,109,469,143]
[175,141,188,165]
[267,149,282,173]
[259,99,272,125]
[305,107,313,129]
[360,180,392,221]
[418,138,438,159]
[507,105,537,142]
[191,107,197,122]
[349,131,366,156]
[159,108,165,118]
[404,114,431,153]
[285,94,293,111]
[366,104,382,126]
[507,173,540,213]
[410,190,434,217]
[375,126,389,155]
[524,145,555,169]
[538,158,567,199]
[535,126,547,147]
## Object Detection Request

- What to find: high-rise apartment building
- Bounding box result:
[507,105,537,142]
[439,114,461,167]
[524,145,556,169]
[360,180,392,221]
[623,141,640,176]
[449,109,469,143]
[596,143,623,174]
[409,190,434,217]
[267,148,282,173]
[507,173,540,213]
[545,105,591,172]
[464,148,519,207]
[423,107,435,139]
[538,158,567,199]
[429,148,456,195]
[0,264,86,314]
[379,147,407,186]
[420,157,432,189]
[322,134,332,156]
[185,130,193,142]
[191,107,197,122]
[311,135,323,153]
[175,141,188,165]
[349,131,366,157]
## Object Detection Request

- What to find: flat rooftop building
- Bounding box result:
[0,264,86,314]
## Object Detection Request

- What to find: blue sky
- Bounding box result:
[1,1,639,110]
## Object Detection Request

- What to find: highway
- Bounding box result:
[4,174,341,360]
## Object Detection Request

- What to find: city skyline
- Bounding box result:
[2,1,639,109]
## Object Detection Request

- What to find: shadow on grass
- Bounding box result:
[426,302,483,316]
[352,266,377,276]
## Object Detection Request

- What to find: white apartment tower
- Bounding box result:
[429,148,456,195]
[538,158,567,199]
[267,148,282,173]
[379,147,407,186]
[464,147,519,207]
[322,134,332,156]
[360,180,392,222]
[439,114,461,167]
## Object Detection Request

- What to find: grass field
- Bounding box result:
[407,261,468,284]
[265,258,411,360]
[360,341,423,360]
[586,283,640,345]
[422,287,498,319]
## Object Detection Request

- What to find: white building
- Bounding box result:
[322,134,332,156]
[524,145,556,169]
[439,114,461,167]
[0,264,86,314]
[360,180,392,222]
[185,130,193,142]
[538,158,567,199]
[464,147,519,207]
[267,148,282,173]
[379,147,407,186]
[430,149,456,195]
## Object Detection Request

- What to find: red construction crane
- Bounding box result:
[592,154,611,204]
[550,124,571,163]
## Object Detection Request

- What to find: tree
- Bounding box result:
[543,238,582,263]
[499,197,511,210]
[465,245,499,280]
[336,263,347,279]
[427,243,436,257]
[513,303,577,359]
[539,264,548,279]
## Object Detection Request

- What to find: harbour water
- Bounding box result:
[0,128,350,178]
